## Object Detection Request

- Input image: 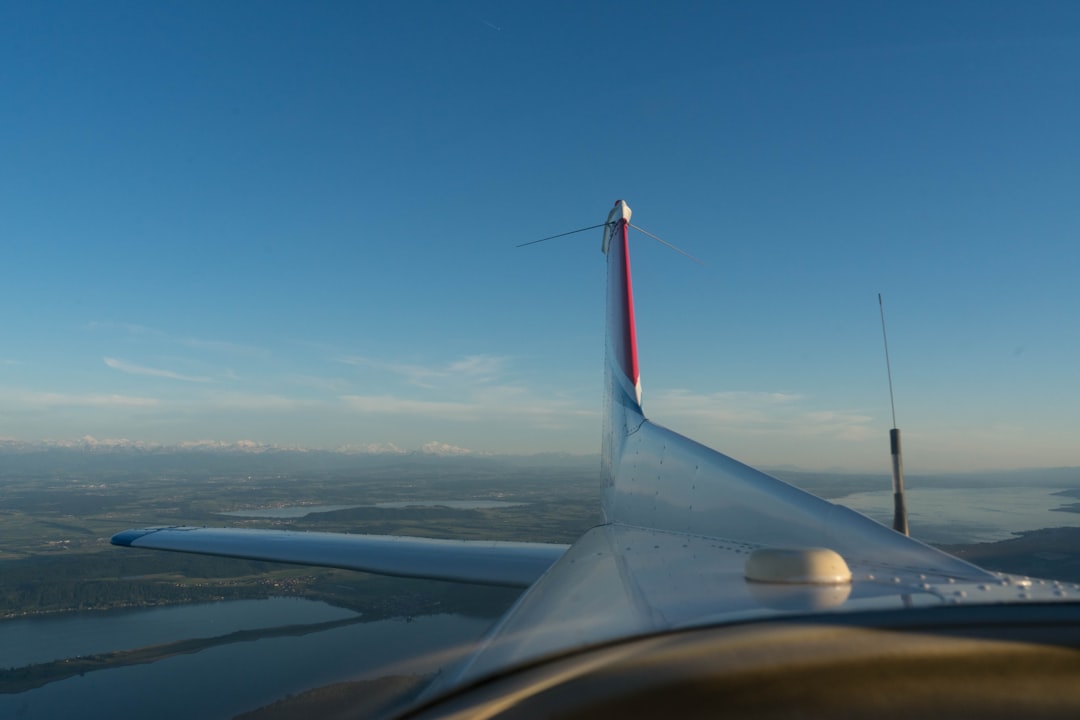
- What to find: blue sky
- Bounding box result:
[2,1,1079,471]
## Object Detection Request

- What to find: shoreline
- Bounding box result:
[0,614,369,694]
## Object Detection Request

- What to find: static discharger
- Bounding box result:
[879,293,909,536]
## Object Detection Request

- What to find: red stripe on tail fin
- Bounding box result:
[602,200,641,408]
[602,200,643,522]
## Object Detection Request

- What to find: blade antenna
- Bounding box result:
[629,223,705,265]
[879,293,909,536]
[517,222,612,248]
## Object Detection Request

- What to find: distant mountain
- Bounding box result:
[0,436,288,454]
[0,436,439,455]
[0,437,598,476]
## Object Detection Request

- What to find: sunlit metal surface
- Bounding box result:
[442,522,1079,687]
[610,418,986,577]
[112,527,568,588]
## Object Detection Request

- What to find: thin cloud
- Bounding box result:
[650,388,872,441]
[89,323,269,358]
[104,357,212,383]
[207,393,320,411]
[341,395,476,418]
[22,392,159,408]
[86,321,149,333]
[650,390,802,423]
[181,336,269,357]
[446,355,504,379]
[337,354,508,387]
[335,357,437,386]
[339,389,594,428]
[285,374,352,393]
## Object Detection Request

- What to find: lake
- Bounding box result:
[0,602,492,719]
[835,485,1080,544]
[0,597,357,668]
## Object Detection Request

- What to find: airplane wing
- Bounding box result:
[111,527,568,587]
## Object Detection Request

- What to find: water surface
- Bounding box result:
[836,486,1080,544]
[0,611,490,719]
[0,597,356,668]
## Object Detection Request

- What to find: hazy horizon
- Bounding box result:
[4,435,1080,476]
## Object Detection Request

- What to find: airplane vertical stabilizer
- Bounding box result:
[595,201,985,580]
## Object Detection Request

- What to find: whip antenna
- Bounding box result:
[879,293,909,536]
[629,223,704,265]
[517,222,611,248]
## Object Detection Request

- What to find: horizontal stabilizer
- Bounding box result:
[111,527,568,588]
